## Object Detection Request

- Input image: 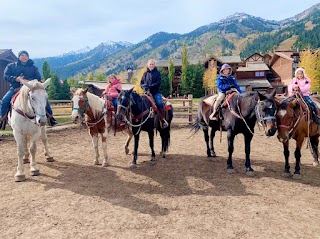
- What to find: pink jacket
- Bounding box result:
[288,76,311,96]
[104,78,122,98]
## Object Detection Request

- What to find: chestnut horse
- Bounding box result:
[71,88,133,166]
[275,95,319,179]
[193,90,278,175]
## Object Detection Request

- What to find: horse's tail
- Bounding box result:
[191,98,206,134]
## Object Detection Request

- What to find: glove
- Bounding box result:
[144,86,150,92]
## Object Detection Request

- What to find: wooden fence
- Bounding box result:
[50,94,196,125]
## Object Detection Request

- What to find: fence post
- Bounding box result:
[188,94,193,125]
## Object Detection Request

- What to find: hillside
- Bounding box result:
[33,3,320,78]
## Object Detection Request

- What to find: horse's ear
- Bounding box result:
[257,91,266,101]
[42,78,51,89]
[291,98,298,107]
[83,88,89,94]
[274,98,281,106]
[128,88,134,94]
[20,79,32,89]
[116,88,121,93]
[70,87,76,94]
[270,88,277,98]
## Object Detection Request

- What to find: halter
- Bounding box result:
[278,105,302,136]
[255,102,277,128]
[73,95,89,118]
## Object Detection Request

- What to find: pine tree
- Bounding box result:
[159,67,170,97]
[47,73,61,100]
[168,57,174,95]
[180,42,189,95]
[59,80,71,100]
[192,62,205,98]
[42,61,51,80]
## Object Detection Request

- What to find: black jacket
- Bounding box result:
[140,67,161,94]
[4,59,42,89]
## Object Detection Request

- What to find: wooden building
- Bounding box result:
[269,50,299,93]
[0,49,17,99]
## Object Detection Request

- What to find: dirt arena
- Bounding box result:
[1,125,320,239]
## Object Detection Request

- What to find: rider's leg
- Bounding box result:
[304,96,320,124]
[154,93,168,128]
[209,93,225,120]
[46,100,58,126]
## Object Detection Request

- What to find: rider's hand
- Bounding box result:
[16,76,24,82]
[294,86,300,91]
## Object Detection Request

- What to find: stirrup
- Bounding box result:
[161,119,168,129]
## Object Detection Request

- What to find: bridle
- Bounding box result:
[278,105,302,135]
[255,100,277,129]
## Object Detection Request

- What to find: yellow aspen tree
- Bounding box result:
[299,50,317,92]
[203,66,217,94]
[134,67,147,94]
[86,72,94,81]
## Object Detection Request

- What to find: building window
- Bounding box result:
[255,71,264,77]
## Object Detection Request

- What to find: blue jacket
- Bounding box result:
[140,67,161,95]
[4,59,42,89]
[216,74,242,94]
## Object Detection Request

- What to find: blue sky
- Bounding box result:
[0,0,319,58]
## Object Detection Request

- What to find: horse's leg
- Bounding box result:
[131,134,140,167]
[101,130,108,167]
[91,133,100,165]
[226,130,235,173]
[293,137,303,179]
[40,126,54,162]
[148,130,156,161]
[124,130,133,155]
[282,141,291,176]
[310,135,319,167]
[160,127,170,158]
[244,133,255,176]
[14,132,27,182]
[209,127,216,157]
[23,135,29,164]
[29,135,40,176]
[203,126,212,157]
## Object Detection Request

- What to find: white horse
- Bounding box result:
[9,79,52,182]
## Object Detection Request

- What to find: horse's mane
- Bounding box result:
[17,80,45,112]
[85,91,105,118]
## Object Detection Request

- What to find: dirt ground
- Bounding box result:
[1,125,320,239]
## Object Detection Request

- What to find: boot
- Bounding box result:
[159,109,168,129]
[48,117,58,127]
[209,110,218,121]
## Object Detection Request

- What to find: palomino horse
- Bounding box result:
[9,79,52,182]
[116,89,173,167]
[193,90,278,175]
[275,95,319,179]
[71,88,133,166]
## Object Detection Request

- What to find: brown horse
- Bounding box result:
[70,88,133,166]
[276,95,320,179]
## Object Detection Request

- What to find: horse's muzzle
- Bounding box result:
[266,128,277,137]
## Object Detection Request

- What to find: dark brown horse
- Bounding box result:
[70,88,133,166]
[275,95,319,179]
[193,90,278,175]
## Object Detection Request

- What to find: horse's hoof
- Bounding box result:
[23,158,29,164]
[94,160,99,165]
[246,170,255,177]
[102,162,108,167]
[15,175,26,182]
[30,170,40,176]
[46,157,54,162]
[227,168,235,173]
[313,161,319,167]
[129,163,137,169]
[293,173,302,180]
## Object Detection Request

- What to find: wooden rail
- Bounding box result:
[49,94,196,125]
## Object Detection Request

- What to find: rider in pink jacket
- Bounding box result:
[288,67,320,124]
[103,74,122,109]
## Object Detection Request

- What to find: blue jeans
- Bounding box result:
[0,87,53,117]
[153,93,164,110]
[304,96,318,115]
[112,98,118,111]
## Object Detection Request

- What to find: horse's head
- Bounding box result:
[20,78,50,126]
[255,89,278,136]
[116,88,133,121]
[70,88,88,122]
[276,97,298,143]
